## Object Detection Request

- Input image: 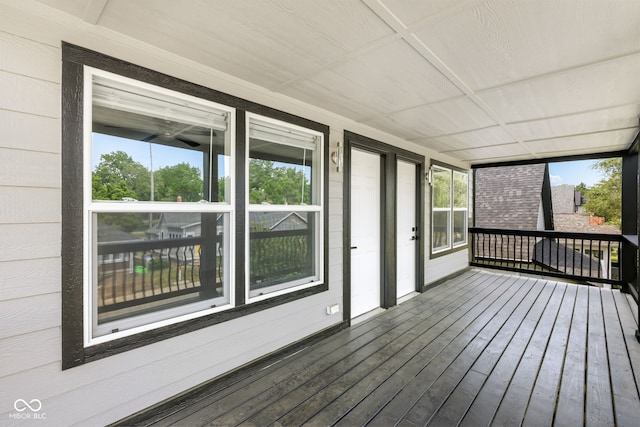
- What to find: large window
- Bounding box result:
[431,163,469,256]
[62,44,328,367]
[86,68,235,344]
[246,115,323,300]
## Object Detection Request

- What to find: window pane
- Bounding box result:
[433,167,451,208]
[453,171,468,208]
[454,210,467,245]
[93,211,230,337]
[248,119,319,206]
[432,210,450,252]
[249,211,317,296]
[92,75,231,203]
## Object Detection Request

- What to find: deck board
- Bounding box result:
[601,289,640,426]
[522,283,577,426]
[555,284,589,426]
[120,270,640,427]
[585,286,615,427]
[491,282,568,426]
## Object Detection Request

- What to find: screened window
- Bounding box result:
[431,163,468,255]
[86,68,234,343]
[246,115,323,300]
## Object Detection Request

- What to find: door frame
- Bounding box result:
[343,131,425,322]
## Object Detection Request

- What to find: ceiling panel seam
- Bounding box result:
[355,94,470,125]
[518,126,640,144]
[268,32,401,92]
[504,102,640,126]
[82,0,108,25]
[475,49,640,95]
[362,0,537,158]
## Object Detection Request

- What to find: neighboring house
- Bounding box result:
[553,209,622,281]
[551,184,577,213]
[551,183,586,214]
[146,211,308,238]
[473,164,554,264]
[249,211,308,231]
[146,212,203,240]
[474,163,554,231]
[97,223,140,270]
[474,166,615,282]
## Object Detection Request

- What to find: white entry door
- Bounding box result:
[350,148,381,318]
[397,160,417,299]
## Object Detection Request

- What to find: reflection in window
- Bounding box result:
[431,164,468,254]
[92,74,231,203]
[87,70,234,342]
[453,171,468,245]
[94,212,230,337]
[248,211,316,296]
[247,115,323,299]
[432,166,451,252]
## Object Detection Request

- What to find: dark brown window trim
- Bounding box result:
[61,43,329,369]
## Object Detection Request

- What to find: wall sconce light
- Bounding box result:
[331,141,344,172]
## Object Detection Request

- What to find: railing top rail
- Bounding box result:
[250,229,309,239]
[98,236,204,254]
[469,227,624,241]
[98,228,310,255]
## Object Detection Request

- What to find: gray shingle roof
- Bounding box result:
[553,213,621,234]
[551,184,576,214]
[475,164,548,229]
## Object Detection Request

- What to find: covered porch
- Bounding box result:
[118,269,640,426]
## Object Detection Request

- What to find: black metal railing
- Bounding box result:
[97,229,312,314]
[97,236,211,314]
[249,229,312,290]
[469,227,626,287]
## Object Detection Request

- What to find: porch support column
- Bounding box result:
[622,133,640,341]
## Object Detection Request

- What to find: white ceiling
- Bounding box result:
[38,0,640,164]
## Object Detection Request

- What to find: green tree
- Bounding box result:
[583,158,621,226]
[575,182,588,194]
[92,151,150,201]
[154,163,203,202]
[249,159,310,205]
[432,168,451,208]
[92,151,151,232]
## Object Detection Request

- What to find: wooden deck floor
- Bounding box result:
[125,269,640,427]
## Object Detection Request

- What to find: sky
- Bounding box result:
[92,133,203,171]
[547,159,606,187]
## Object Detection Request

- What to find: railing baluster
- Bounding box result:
[556,236,560,275]
[580,238,584,277]
[564,237,568,276]
[131,252,136,301]
[121,255,127,303]
[598,239,602,278]
[189,246,195,287]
